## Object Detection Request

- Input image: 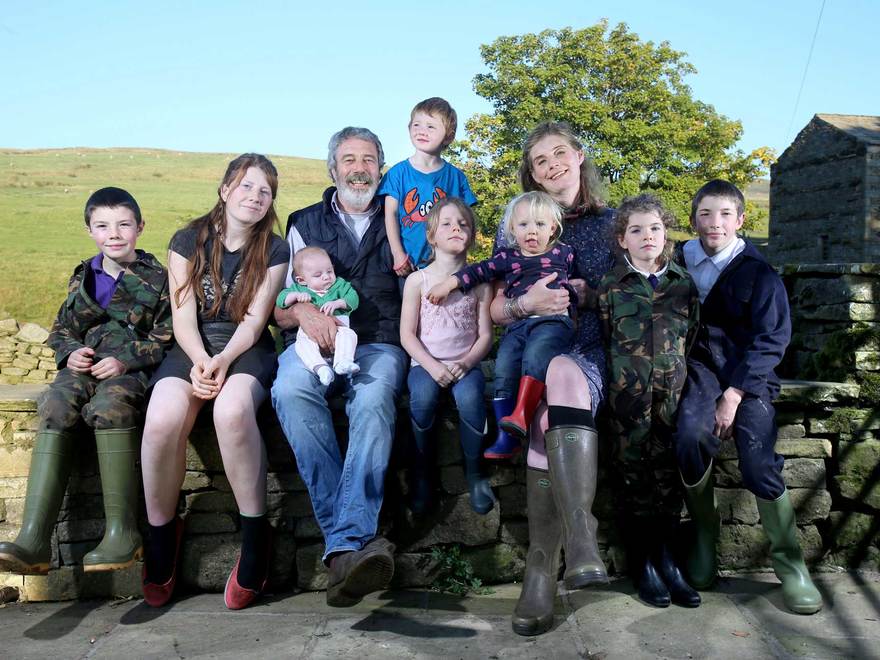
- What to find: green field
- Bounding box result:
[0,148,329,327]
[0,148,771,327]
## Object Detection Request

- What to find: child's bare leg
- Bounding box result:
[213,374,267,516]
[141,377,202,525]
[213,374,270,592]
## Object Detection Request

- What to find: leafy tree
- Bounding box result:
[450,21,771,249]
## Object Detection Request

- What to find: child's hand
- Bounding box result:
[284,292,312,307]
[392,249,414,277]
[428,362,455,387]
[447,361,469,382]
[67,346,95,373]
[714,387,744,439]
[426,279,456,305]
[90,356,127,380]
[320,299,347,316]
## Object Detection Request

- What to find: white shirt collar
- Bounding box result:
[624,254,668,280]
[684,236,745,268]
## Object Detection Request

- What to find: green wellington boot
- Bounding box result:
[0,430,73,574]
[682,461,720,589]
[82,428,144,572]
[512,468,562,636]
[545,425,608,589]
[756,490,822,614]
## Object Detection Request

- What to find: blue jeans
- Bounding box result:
[271,342,407,561]
[407,365,486,433]
[674,360,785,499]
[494,316,575,399]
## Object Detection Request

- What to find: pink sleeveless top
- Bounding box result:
[414,269,479,366]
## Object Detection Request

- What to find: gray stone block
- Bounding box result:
[391,552,440,588]
[295,541,327,590]
[777,424,806,439]
[186,512,237,534]
[181,471,211,491]
[466,542,526,584]
[293,516,323,539]
[400,494,500,551]
[782,458,826,489]
[497,482,526,519]
[185,491,236,513]
[777,438,833,458]
[180,533,238,591]
[499,520,529,547]
[55,518,103,543]
[835,440,880,509]
[716,488,759,524]
[789,488,833,523]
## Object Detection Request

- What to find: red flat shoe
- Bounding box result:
[142,517,184,608]
[224,529,272,611]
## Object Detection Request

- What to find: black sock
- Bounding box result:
[238,514,270,590]
[547,405,594,429]
[146,518,178,584]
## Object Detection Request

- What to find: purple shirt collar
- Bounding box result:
[88,254,124,309]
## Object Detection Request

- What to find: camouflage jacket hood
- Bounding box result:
[49,249,173,372]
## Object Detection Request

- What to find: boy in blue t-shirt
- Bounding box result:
[378,97,477,277]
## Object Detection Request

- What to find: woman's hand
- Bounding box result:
[520,272,569,316]
[190,353,230,400]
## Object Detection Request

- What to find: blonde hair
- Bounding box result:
[501,191,563,249]
[424,197,477,259]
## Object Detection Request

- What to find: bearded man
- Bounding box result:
[272,127,406,606]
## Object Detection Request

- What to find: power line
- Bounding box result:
[786,0,827,142]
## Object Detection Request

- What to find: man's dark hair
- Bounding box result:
[84,186,142,226]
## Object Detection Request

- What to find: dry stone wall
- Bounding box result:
[0,320,56,385]
[1,378,876,602]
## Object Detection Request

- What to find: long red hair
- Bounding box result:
[175,153,281,322]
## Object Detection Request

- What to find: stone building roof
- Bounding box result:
[815,113,880,144]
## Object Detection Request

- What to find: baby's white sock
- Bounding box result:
[334,361,360,377]
[316,365,335,386]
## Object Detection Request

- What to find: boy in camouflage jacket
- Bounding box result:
[0,187,172,575]
[598,194,701,609]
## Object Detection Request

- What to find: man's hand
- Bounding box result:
[297,304,340,354]
[90,356,127,380]
[714,387,744,440]
[67,346,95,373]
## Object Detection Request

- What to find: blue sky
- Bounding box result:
[2,1,876,165]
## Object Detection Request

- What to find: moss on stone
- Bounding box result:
[857,372,880,407]
[801,322,880,381]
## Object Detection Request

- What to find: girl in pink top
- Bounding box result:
[400,198,495,515]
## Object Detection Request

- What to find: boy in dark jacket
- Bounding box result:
[674,179,821,614]
[0,187,172,575]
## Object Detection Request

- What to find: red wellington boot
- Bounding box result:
[499,376,545,439]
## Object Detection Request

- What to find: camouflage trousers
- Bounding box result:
[38,367,150,432]
[607,417,684,519]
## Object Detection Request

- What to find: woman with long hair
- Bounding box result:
[140,154,289,610]
[494,122,616,636]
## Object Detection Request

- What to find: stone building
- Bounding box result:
[768,114,880,265]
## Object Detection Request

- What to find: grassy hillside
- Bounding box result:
[0,148,773,327]
[0,148,329,326]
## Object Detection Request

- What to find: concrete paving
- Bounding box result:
[1,572,878,659]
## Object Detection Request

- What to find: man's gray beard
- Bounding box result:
[336,180,377,212]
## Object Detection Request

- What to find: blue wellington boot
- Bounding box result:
[484,398,521,459]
